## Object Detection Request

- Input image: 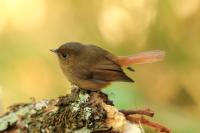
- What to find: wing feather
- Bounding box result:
[90,57,134,82]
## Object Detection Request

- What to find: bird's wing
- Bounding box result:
[78,44,134,83]
[90,57,134,83]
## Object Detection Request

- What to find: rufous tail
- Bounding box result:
[117,50,165,67]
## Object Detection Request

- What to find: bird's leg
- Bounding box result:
[126,115,171,133]
[120,108,154,117]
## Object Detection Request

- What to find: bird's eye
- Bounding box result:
[61,53,67,58]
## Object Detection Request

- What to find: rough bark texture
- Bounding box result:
[0,87,141,133]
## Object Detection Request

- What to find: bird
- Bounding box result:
[50,42,165,91]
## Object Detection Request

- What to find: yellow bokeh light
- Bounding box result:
[98,0,156,44]
[99,6,134,43]
[3,0,46,30]
[122,0,146,11]
[15,58,53,98]
[173,0,200,18]
[0,86,3,114]
[0,2,7,34]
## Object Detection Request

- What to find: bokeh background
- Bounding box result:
[0,0,200,132]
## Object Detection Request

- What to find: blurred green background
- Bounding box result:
[0,0,200,132]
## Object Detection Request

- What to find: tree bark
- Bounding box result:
[0,87,141,133]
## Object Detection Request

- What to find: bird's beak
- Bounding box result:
[50,49,57,53]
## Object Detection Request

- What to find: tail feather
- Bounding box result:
[117,50,165,67]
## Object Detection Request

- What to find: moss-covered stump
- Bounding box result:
[0,87,141,133]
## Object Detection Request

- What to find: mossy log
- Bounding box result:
[0,87,142,133]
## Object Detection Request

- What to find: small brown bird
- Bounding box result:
[51,42,165,91]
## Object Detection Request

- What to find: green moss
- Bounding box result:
[34,100,49,110]
[74,127,91,133]
[83,107,92,120]
[0,88,109,132]
[78,92,90,104]
[0,104,34,132]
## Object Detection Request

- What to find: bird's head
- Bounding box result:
[50,42,85,63]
